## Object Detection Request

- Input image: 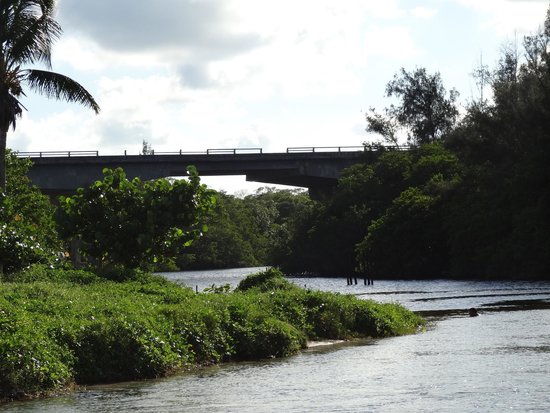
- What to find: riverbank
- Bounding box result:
[0,267,424,403]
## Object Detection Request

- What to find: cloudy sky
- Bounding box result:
[10,0,549,193]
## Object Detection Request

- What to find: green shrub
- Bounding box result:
[165,303,235,364]
[1,152,63,274]
[230,316,306,359]
[3,264,102,284]
[70,318,180,384]
[235,268,296,292]
[0,313,73,399]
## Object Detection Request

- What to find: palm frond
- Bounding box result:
[25,69,100,114]
[1,0,60,68]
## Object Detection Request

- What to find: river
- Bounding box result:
[2,268,549,412]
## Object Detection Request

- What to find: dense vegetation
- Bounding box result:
[174,188,312,271]
[0,267,423,401]
[277,144,461,278]
[3,8,550,281]
[57,166,216,276]
[272,11,550,280]
[0,151,62,273]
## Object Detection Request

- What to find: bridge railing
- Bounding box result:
[206,148,262,155]
[147,150,204,155]
[17,148,265,157]
[140,148,263,155]
[17,150,99,157]
[287,146,365,153]
[17,145,410,158]
[286,145,409,153]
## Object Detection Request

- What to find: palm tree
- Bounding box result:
[0,0,100,190]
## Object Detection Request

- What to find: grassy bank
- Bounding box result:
[0,267,424,401]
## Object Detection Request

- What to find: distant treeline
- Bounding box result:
[181,9,550,280]
[166,187,314,272]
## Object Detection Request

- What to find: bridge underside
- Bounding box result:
[245,171,337,199]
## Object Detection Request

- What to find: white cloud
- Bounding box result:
[455,0,548,35]
[53,36,171,73]
[364,26,423,60]
[410,6,438,20]
[97,75,188,111]
[52,37,106,72]
[12,110,101,153]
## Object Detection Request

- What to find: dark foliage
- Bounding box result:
[275,7,550,280]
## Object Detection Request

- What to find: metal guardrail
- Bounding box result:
[286,145,409,153]
[362,144,410,151]
[148,150,204,155]
[16,145,409,158]
[17,148,265,157]
[206,148,262,155]
[17,151,99,157]
[142,148,263,156]
[286,146,365,153]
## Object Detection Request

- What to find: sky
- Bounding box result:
[10,0,550,194]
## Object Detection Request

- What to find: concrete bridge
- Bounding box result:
[21,146,397,198]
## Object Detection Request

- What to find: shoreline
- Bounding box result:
[0,268,424,404]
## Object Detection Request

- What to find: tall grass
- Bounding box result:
[0,266,423,401]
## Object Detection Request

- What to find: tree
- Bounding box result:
[356,187,448,279]
[0,0,100,190]
[58,167,216,275]
[365,109,400,145]
[275,143,461,277]
[142,139,153,155]
[444,8,550,279]
[176,192,262,270]
[0,150,61,273]
[366,67,459,145]
[177,188,313,270]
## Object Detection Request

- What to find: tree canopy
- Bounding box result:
[0,150,61,273]
[58,167,215,276]
[366,67,459,146]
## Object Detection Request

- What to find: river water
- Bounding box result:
[2,268,550,412]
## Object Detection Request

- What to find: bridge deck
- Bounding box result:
[21,146,406,196]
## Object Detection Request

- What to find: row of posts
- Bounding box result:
[348,262,374,286]
[346,275,374,286]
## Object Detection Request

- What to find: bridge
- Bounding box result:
[20,146,401,198]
